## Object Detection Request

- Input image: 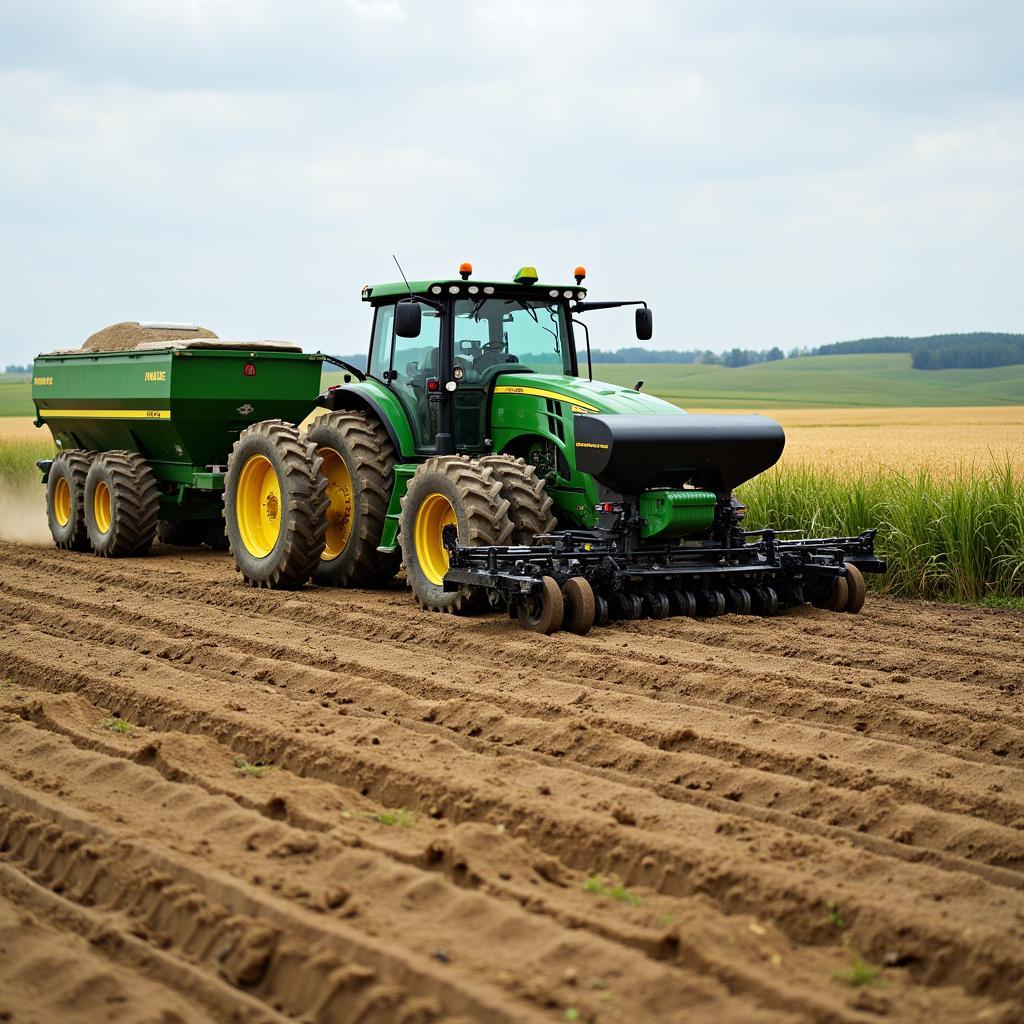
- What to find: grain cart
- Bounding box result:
[33,334,325,573]
[33,266,884,633]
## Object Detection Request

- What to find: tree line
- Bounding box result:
[811,332,1024,370]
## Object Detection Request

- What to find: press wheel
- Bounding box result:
[562,577,596,636]
[842,563,867,614]
[518,576,564,634]
[822,575,849,612]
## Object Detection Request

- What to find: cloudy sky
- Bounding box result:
[1,0,1021,365]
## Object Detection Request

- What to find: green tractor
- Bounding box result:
[31,264,883,633]
[225,262,883,630]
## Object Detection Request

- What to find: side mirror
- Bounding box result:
[395,301,422,339]
[635,307,653,341]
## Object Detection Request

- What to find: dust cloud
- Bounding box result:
[0,487,51,545]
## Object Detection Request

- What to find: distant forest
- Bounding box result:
[811,332,1024,370]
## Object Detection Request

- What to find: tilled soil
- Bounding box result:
[0,540,1022,1023]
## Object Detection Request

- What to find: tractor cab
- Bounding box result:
[352,264,651,456]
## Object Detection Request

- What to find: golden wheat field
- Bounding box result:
[711,405,1024,476]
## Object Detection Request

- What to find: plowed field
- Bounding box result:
[1,540,1023,1023]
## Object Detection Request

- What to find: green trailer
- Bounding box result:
[33,339,323,558]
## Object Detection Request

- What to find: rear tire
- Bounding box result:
[477,455,556,544]
[305,411,400,587]
[399,456,513,613]
[84,451,160,557]
[47,450,94,551]
[224,420,328,589]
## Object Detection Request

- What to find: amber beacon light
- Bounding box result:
[573,266,587,284]
[459,261,473,280]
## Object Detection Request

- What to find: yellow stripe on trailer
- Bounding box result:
[39,408,171,420]
[493,385,599,414]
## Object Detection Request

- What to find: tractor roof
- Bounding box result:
[362,267,588,303]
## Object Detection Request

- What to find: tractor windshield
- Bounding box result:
[453,297,573,380]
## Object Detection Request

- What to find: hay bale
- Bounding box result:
[81,322,218,353]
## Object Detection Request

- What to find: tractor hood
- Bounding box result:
[494,373,683,416]
[573,413,786,495]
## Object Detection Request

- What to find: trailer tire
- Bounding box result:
[306,411,401,587]
[47,450,95,551]
[477,455,556,544]
[84,451,161,557]
[224,420,328,589]
[400,455,513,614]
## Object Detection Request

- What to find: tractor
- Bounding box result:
[224,263,884,631]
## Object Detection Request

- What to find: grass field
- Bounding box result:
[587,353,1024,407]
[0,378,32,417]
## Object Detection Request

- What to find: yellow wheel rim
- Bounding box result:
[93,480,112,534]
[320,447,354,561]
[236,454,282,558]
[54,476,71,528]
[415,492,457,586]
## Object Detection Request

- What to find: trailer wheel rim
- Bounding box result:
[93,480,112,534]
[53,476,71,528]
[236,454,282,558]
[319,447,353,561]
[415,492,457,586]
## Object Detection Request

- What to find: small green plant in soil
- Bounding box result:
[234,756,272,778]
[101,716,133,735]
[583,874,643,906]
[372,808,415,827]
[833,950,884,988]
[825,899,847,929]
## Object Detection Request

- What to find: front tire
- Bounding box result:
[224,420,328,589]
[84,451,160,557]
[399,456,513,613]
[305,412,400,587]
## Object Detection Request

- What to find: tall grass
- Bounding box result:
[739,461,1024,604]
[0,437,55,492]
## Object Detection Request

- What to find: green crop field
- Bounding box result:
[0,378,32,417]
[585,353,1024,408]
[739,462,1024,608]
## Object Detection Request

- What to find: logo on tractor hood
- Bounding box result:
[237,403,255,416]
